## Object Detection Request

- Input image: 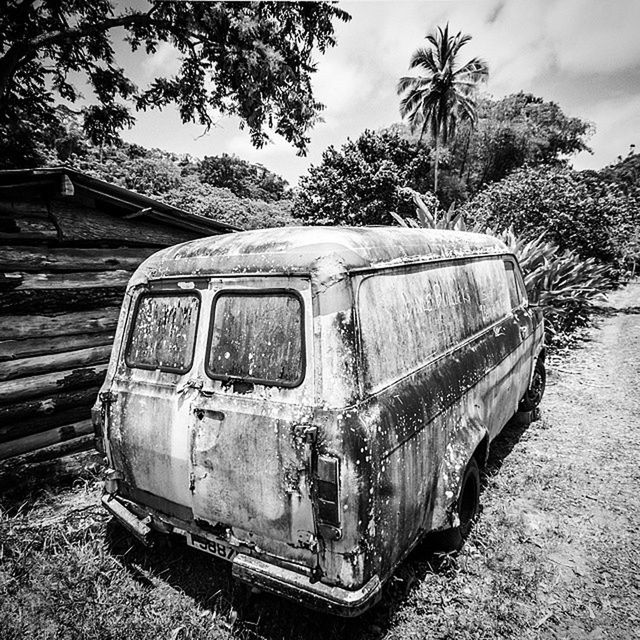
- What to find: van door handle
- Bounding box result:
[194,407,224,421]
[177,377,203,394]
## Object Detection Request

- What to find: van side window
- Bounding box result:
[206,291,304,387]
[125,293,200,373]
[357,259,511,392]
[504,260,523,309]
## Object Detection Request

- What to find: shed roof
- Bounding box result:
[136,226,510,282]
[0,166,238,235]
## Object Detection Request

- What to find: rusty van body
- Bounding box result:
[94,226,545,616]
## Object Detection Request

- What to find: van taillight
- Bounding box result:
[316,455,340,527]
[91,405,104,453]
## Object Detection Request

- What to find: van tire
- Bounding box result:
[457,456,480,541]
[519,358,546,412]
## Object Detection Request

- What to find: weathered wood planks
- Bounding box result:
[0,365,108,404]
[50,200,198,246]
[0,405,90,442]
[0,386,102,423]
[0,419,93,460]
[0,331,115,362]
[0,344,112,381]
[0,246,157,271]
[0,308,120,340]
[0,168,226,464]
[6,269,132,290]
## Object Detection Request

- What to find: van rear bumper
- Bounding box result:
[232,554,381,617]
[102,492,381,617]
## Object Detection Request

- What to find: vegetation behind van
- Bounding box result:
[93,227,545,616]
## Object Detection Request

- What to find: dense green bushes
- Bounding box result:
[461,165,640,270]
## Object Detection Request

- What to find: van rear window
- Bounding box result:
[125,293,200,373]
[206,291,304,387]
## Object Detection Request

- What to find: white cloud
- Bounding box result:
[312,56,368,120]
[547,0,640,75]
[572,93,640,169]
[141,41,181,77]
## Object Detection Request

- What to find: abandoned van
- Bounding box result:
[93,226,545,616]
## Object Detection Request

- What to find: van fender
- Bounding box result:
[430,417,488,530]
[526,343,546,389]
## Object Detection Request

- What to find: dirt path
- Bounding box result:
[527,282,640,639]
[2,283,639,640]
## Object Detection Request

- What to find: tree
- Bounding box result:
[294,129,433,226]
[198,154,289,201]
[164,177,296,230]
[450,93,593,189]
[0,1,350,168]
[396,24,488,195]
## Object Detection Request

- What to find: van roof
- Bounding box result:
[133,226,510,283]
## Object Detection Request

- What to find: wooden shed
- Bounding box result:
[0,166,236,465]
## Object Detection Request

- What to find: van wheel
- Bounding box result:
[457,457,480,541]
[519,358,546,412]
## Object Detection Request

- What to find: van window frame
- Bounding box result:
[204,287,306,389]
[124,289,202,375]
[503,256,528,310]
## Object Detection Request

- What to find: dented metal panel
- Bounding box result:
[97,226,543,616]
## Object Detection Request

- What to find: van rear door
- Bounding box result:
[188,280,317,562]
[107,287,202,515]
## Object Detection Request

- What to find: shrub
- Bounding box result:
[394,190,615,345]
[496,230,614,342]
[460,165,639,268]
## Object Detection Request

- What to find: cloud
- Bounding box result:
[313,57,367,117]
[572,93,640,169]
[547,0,640,75]
[140,41,181,77]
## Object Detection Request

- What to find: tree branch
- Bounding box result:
[0,7,158,100]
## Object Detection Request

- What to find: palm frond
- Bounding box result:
[409,47,439,73]
[396,74,433,96]
[454,57,489,82]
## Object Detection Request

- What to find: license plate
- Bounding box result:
[186,532,238,562]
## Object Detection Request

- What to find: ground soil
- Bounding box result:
[1,283,639,640]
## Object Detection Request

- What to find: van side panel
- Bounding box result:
[352,257,538,579]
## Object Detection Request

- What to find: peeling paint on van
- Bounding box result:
[96,226,544,616]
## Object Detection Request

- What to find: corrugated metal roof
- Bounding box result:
[0,166,238,235]
[134,226,510,282]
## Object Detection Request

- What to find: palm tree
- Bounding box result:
[397,24,488,195]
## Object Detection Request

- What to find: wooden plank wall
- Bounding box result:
[0,189,204,464]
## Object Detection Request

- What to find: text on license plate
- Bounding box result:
[187,532,237,561]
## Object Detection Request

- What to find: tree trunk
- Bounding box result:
[434,137,439,195]
[459,127,472,179]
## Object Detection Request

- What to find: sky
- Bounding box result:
[119,0,640,187]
